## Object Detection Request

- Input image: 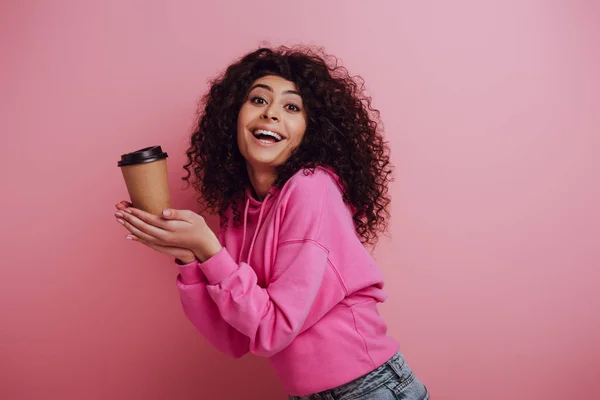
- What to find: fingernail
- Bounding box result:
[116,219,124,225]
[163,209,171,217]
[115,212,123,218]
[126,235,133,240]
[124,208,132,214]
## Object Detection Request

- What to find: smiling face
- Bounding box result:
[236,75,307,172]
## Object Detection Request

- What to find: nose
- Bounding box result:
[261,106,279,122]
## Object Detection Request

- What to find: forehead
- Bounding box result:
[251,75,299,92]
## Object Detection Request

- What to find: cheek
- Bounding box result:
[288,119,307,145]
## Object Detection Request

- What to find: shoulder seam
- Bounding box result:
[277,238,328,254]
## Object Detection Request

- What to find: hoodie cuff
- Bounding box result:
[198,247,238,285]
[176,259,205,285]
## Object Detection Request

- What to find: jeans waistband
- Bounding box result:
[294,352,403,400]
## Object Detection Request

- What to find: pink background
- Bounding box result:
[1,0,599,399]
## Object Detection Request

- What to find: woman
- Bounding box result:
[115,45,428,399]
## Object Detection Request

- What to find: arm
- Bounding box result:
[198,176,348,357]
[176,259,250,359]
[199,243,345,357]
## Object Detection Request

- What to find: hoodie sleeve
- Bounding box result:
[198,174,348,357]
[176,259,250,359]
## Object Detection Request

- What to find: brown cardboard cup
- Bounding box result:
[118,146,171,215]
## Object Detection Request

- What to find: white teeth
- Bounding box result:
[253,129,282,141]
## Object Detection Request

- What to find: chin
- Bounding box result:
[246,155,279,169]
[245,148,281,163]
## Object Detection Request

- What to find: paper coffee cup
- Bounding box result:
[118,146,171,215]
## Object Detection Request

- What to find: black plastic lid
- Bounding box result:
[118,146,168,167]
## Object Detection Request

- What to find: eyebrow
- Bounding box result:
[249,83,301,97]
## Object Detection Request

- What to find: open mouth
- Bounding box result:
[252,129,283,144]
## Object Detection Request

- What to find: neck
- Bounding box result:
[246,163,277,200]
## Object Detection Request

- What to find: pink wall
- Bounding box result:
[1,0,599,398]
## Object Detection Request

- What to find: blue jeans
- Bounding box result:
[288,352,429,400]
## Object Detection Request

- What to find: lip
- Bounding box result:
[250,125,287,140]
[250,131,283,147]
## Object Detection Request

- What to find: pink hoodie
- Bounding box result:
[176,167,399,396]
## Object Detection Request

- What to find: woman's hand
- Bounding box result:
[115,201,197,264]
[114,201,222,263]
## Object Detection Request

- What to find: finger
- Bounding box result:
[116,201,133,210]
[128,234,168,252]
[128,234,161,249]
[118,219,159,244]
[161,208,194,222]
[124,207,175,230]
[128,234,190,259]
[116,214,167,244]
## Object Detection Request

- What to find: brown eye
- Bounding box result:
[251,96,267,105]
[285,103,301,112]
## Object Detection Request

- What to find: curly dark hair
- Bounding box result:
[183,45,393,245]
